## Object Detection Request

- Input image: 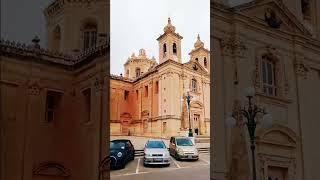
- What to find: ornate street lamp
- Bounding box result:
[226,87,273,180]
[181,89,198,137]
[185,92,193,137]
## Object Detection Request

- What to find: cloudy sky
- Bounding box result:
[111,0,210,74]
[1,0,53,46]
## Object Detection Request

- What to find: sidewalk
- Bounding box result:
[111,136,210,150]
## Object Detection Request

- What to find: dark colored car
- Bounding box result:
[110,139,135,169]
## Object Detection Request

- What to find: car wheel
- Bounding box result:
[120,161,126,169]
[175,152,180,160]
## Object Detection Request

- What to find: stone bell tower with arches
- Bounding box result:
[157,18,183,64]
[44,0,109,54]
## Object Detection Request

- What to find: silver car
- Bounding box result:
[169,136,199,160]
[143,140,170,166]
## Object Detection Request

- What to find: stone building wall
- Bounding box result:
[211,0,320,180]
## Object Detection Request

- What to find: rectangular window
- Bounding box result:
[124,90,129,100]
[155,81,159,94]
[262,57,276,96]
[83,30,97,49]
[46,91,62,123]
[82,88,91,122]
[191,79,197,92]
[145,86,148,97]
[136,68,141,77]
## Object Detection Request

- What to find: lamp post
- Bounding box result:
[185,92,193,137]
[226,87,272,180]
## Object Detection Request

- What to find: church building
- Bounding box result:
[110,18,211,138]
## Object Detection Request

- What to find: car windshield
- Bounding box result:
[110,142,125,149]
[146,141,166,148]
[176,138,193,146]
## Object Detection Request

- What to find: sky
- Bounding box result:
[110,0,210,75]
[1,0,53,47]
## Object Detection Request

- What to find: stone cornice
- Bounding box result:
[212,1,320,55]
[44,0,106,18]
[0,39,109,69]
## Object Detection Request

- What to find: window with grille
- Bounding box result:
[191,79,197,92]
[46,91,62,123]
[83,23,97,50]
[136,68,141,77]
[261,55,276,96]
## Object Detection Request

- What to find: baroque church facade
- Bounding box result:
[212,0,320,180]
[110,18,211,138]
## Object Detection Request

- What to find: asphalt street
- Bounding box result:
[111,153,210,180]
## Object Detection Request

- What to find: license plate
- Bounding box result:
[188,155,192,159]
[153,158,163,162]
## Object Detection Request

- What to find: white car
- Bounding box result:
[169,136,199,160]
[143,140,170,166]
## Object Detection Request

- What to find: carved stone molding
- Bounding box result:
[221,35,247,58]
[94,77,104,91]
[27,81,41,96]
[33,161,70,177]
[294,58,309,79]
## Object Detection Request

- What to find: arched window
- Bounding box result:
[191,79,197,92]
[195,58,198,61]
[173,43,177,54]
[163,43,167,54]
[83,21,97,50]
[261,54,276,96]
[136,68,141,77]
[52,25,61,51]
[204,57,207,68]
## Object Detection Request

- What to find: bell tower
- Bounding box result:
[189,34,210,72]
[157,18,183,64]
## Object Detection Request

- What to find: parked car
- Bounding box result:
[169,136,199,160]
[143,139,170,166]
[110,139,135,169]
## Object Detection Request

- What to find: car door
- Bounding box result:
[129,141,135,158]
[126,141,133,159]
